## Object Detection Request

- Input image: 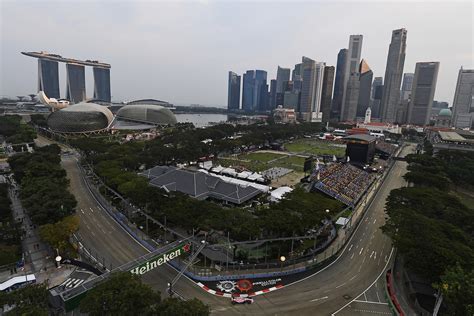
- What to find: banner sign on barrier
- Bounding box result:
[130,243,191,276]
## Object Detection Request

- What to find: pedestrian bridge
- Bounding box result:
[49,239,194,313]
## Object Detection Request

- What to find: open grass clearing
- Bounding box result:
[284,139,346,157]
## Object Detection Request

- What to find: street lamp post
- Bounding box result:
[167,282,173,297]
[280,256,286,272]
[55,249,62,269]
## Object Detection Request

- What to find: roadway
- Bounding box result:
[34,136,227,307]
[37,135,413,314]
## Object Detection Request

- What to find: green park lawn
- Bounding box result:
[243,152,287,162]
[284,139,346,157]
[218,151,306,172]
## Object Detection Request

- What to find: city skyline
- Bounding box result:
[1,1,472,106]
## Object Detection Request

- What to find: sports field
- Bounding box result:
[284,139,346,157]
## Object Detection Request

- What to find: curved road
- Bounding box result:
[37,135,412,315]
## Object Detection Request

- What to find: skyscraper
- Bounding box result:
[372,77,383,99]
[242,70,255,111]
[38,59,60,99]
[452,68,474,129]
[341,74,360,122]
[299,57,325,122]
[254,70,268,111]
[320,66,335,123]
[242,70,268,112]
[227,71,241,110]
[340,35,363,121]
[93,67,111,102]
[400,73,414,101]
[66,63,86,104]
[357,59,373,118]
[292,63,302,81]
[407,62,440,126]
[331,49,347,120]
[275,66,291,108]
[380,28,407,123]
[371,77,383,118]
[269,79,277,110]
[276,67,291,94]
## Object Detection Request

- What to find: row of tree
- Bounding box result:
[0,183,22,266]
[0,115,36,145]
[7,144,79,257]
[382,150,474,315]
[8,144,77,226]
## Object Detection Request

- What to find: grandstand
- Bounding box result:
[312,163,375,206]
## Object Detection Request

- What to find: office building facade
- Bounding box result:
[276,66,291,94]
[340,35,363,121]
[357,59,373,118]
[407,62,440,126]
[299,57,325,122]
[93,67,111,103]
[371,77,383,118]
[380,28,407,123]
[227,71,241,110]
[452,67,474,129]
[38,59,60,99]
[292,63,302,81]
[331,49,348,120]
[320,66,335,123]
[66,63,86,104]
[242,70,268,112]
[400,73,414,101]
[254,70,268,111]
[269,79,277,110]
[242,70,255,111]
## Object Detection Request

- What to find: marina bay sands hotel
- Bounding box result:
[21,51,111,103]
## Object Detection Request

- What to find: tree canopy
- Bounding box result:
[70,122,342,241]
[79,272,209,316]
[8,144,77,226]
[0,283,49,316]
[382,149,474,313]
[0,115,36,144]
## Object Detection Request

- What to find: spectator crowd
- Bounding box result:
[313,163,375,206]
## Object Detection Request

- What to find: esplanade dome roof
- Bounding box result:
[116,104,177,126]
[47,102,114,133]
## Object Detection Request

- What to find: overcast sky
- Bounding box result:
[1,0,472,106]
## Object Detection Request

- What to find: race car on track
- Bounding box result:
[231,297,254,305]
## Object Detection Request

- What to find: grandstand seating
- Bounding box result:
[313,163,375,206]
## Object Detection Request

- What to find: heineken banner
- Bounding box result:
[130,243,192,275]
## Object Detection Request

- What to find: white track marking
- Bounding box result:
[353,300,388,305]
[310,296,329,302]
